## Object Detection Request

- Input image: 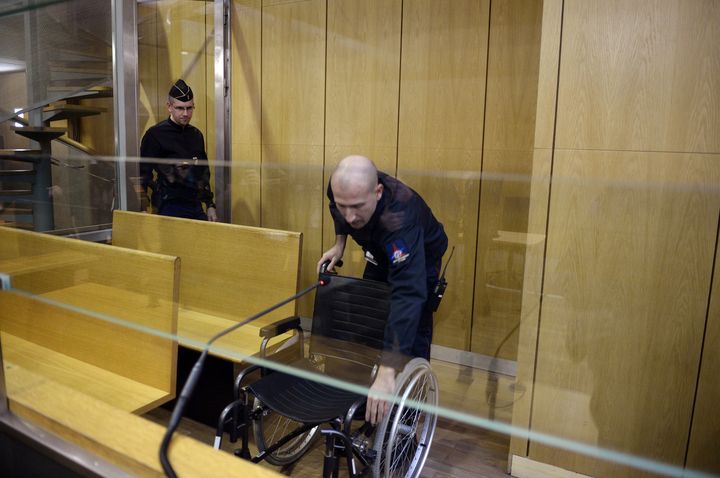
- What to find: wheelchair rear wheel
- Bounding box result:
[371,358,438,478]
[252,397,320,465]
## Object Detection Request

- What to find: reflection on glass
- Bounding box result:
[0,1,718,478]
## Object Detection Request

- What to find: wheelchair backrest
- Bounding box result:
[309,273,390,380]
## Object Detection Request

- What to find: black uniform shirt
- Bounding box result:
[140,118,214,208]
[328,172,448,361]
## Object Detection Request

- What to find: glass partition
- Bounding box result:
[1,1,719,478]
[0,0,114,233]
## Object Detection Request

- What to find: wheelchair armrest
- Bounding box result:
[259,315,302,338]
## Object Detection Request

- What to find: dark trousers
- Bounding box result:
[362,259,440,361]
[159,201,207,221]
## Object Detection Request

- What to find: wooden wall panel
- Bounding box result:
[159,0,181,113]
[508,0,562,460]
[158,1,546,360]
[323,0,402,278]
[164,1,210,136]
[483,0,543,153]
[151,2,199,120]
[261,0,326,315]
[472,0,542,359]
[528,151,720,477]
[556,0,720,153]
[532,0,562,151]
[686,235,720,475]
[230,0,262,226]
[397,0,490,351]
[472,151,533,360]
[509,148,552,460]
[512,2,720,475]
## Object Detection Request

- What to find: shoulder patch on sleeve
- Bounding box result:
[386,239,410,264]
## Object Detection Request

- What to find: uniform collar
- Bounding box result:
[166,117,188,130]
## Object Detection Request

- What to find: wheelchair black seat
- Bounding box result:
[247,367,365,424]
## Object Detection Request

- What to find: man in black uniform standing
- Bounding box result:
[140,79,217,221]
[318,155,448,425]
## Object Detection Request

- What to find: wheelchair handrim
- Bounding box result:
[385,367,438,477]
[372,359,439,478]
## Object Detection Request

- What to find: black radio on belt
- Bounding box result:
[430,276,448,312]
[430,246,454,312]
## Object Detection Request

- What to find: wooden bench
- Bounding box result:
[111,210,303,359]
[0,226,180,414]
[111,211,303,425]
[7,361,281,477]
[0,228,280,476]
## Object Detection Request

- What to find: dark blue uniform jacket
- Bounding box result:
[328,172,448,367]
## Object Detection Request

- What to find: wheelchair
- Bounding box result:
[214,270,439,477]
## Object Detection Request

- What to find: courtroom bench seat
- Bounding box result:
[7,364,282,478]
[0,287,178,415]
[0,227,181,414]
[111,210,304,425]
[3,333,168,414]
[111,210,303,359]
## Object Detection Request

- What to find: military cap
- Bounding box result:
[169,79,193,102]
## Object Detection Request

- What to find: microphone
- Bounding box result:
[159,272,333,477]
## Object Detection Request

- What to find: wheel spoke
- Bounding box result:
[252,398,319,465]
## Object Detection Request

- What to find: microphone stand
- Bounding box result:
[159,278,330,477]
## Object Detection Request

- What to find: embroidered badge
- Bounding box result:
[386,240,410,264]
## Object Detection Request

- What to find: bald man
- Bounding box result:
[318,155,448,425]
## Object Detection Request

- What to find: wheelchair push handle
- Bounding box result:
[320,259,343,274]
[318,260,343,286]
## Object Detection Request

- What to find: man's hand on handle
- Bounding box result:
[317,235,347,273]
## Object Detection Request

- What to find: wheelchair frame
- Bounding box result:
[215,357,438,478]
[214,274,439,477]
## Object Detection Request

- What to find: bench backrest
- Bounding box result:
[112,210,302,327]
[0,226,180,395]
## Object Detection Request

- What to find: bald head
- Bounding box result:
[331,155,378,195]
[330,155,383,229]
